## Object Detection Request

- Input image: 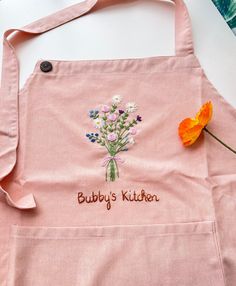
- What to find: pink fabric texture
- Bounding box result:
[0,0,235,285]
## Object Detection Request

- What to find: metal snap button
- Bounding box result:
[40,61,53,73]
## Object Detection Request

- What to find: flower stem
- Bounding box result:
[110,160,116,181]
[203,127,236,154]
[116,140,129,153]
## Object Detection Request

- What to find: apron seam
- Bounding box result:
[10,232,214,240]
[212,221,227,286]
[32,67,202,76]
[5,228,14,286]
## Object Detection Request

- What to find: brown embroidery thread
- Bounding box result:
[121,189,159,202]
[78,191,117,210]
[77,189,159,210]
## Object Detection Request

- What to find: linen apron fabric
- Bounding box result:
[0,0,236,285]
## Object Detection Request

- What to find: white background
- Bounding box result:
[0,0,235,108]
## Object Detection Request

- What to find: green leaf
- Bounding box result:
[212,0,236,29]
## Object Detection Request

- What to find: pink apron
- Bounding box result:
[0,0,236,285]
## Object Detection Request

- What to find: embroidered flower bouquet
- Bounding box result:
[86,95,142,182]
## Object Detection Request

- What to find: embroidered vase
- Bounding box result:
[106,158,119,182]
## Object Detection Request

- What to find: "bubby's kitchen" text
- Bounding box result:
[77,189,159,210]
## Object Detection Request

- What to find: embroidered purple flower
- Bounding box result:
[137,115,142,122]
[86,96,143,182]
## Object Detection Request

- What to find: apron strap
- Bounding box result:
[0,0,194,209]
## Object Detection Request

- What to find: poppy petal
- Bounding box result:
[195,101,213,126]
[178,118,203,146]
[181,124,203,146]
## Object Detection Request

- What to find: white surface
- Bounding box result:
[0,0,235,108]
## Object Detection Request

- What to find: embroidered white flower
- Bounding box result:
[129,137,135,145]
[112,95,122,105]
[126,102,137,113]
[93,118,104,129]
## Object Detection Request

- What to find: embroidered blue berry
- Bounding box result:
[89,109,99,119]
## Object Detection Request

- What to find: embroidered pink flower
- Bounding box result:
[101,105,110,113]
[108,113,118,122]
[129,127,137,135]
[107,132,118,142]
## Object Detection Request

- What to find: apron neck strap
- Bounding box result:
[2,0,194,90]
[0,0,194,209]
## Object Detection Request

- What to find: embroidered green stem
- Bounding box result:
[203,127,236,154]
[116,140,129,153]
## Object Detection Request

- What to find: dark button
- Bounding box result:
[40,61,53,73]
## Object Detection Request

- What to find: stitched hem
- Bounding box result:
[212,221,227,286]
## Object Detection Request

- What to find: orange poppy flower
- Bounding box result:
[178,101,213,146]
